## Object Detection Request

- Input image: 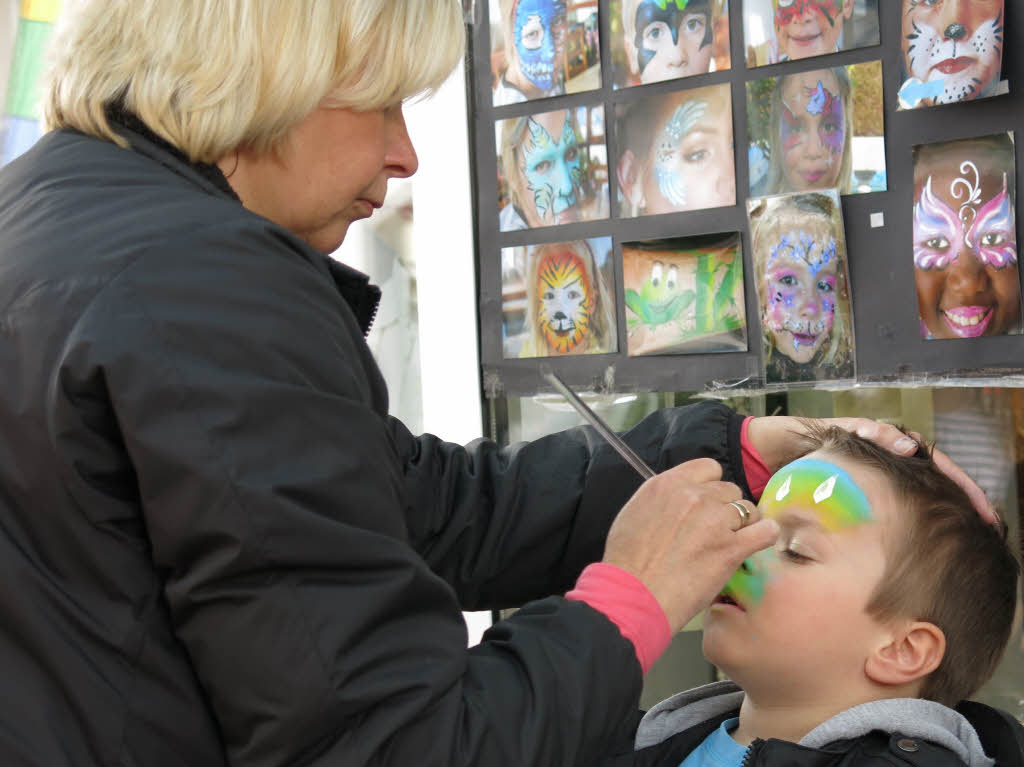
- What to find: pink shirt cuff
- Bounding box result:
[741,416,771,499]
[565,562,671,675]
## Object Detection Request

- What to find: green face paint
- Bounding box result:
[722,457,873,605]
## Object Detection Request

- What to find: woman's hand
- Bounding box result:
[746,415,999,525]
[602,458,779,634]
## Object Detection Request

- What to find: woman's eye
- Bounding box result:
[782,548,812,563]
[532,160,552,174]
[817,280,834,293]
[980,232,1006,247]
[925,236,950,250]
[684,148,710,163]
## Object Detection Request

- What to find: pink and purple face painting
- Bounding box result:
[779,75,845,191]
[723,457,873,607]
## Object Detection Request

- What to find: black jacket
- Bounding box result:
[0,124,754,767]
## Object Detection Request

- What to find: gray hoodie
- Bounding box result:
[635,680,994,767]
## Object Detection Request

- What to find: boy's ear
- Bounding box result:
[616,151,645,214]
[865,621,946,688]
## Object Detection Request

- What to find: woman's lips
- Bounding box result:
[934,57,974,75]
[941,305,993,338]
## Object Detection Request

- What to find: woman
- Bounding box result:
[0,2,992,765]
[756,67,853,196]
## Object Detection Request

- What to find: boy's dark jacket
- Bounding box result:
[598,681,1024,767]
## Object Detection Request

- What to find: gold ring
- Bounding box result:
[728,500,751,529]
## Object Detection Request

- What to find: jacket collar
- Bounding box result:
[636,681,995,767]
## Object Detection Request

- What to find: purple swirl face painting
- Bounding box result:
[912,137,1021,340]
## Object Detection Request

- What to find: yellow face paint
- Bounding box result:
[536,249,593,353]
[723,458,873,605]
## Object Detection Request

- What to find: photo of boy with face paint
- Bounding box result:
[609,0,729,89]
[489,0,602,105]
[748,190,854,385]
[497,106,609,231]
[898,0,1004,110]
[747,63,885,198]
[911,133,1021,341]
[743,0,879,68]
[616,83,736,218]
[500,238,618,358]
[622,232,747,356]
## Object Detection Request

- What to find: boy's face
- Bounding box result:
[640,87,735,214]
[760,222,839,363]
[510,0,567,94]
[629,0,713,83]
[703,453,895,698]
[901,0,1003,105]
[779,71,845,192]
[775,0,853,60]
[913,143,1019,339]
[516,110,584,226]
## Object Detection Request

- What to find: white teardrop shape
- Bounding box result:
[775,474,792,502]
[813,475,837,504]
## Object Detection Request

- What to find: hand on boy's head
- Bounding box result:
[746,416,999,525]
[603,457,779,634]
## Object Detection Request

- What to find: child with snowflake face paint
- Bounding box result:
[619,0,717,86]
[518,240,617,357]
[760,67,852,196]
[596,423,1020,767]
[899,0,1004,109]
[616,83,735,218]
[748,191,853,385]
[912,134,1021,340]
[492,0,568,105]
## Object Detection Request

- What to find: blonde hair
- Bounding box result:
[765,67,853,196]
[520,240,616,357]
[749,192,853,372]
[43,0,465,163]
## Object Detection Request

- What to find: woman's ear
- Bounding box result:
[617,150,645,215]
[865,621,946,688]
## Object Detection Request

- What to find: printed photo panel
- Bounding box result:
[746,189,855,386]
[489,0,601,106]
[898,0,1004,110]
[501,237,618,358]
[607,0,731,90]
[622,232,747,356]
[911,133,1021,341]
[743,0,880,68]
[746,61,886,198]
[615,82,735,218]
[497,105,609,231]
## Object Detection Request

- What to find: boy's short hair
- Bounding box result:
[797,422,1020,707]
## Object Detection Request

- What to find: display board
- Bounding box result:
[469,0,1020,397]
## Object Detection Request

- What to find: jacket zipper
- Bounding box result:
[741,738,764,766]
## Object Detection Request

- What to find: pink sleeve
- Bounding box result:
[565,562,671,675]
[741,416,771,500]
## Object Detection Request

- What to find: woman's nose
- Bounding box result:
[385,106,419,179]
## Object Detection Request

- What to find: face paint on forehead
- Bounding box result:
[967,174,1017,268]
[634,0,710,71]
[723,457,873,606]
[653,99,707,208]
[774,0,844,28]
[769,230,837,277]
[515,0,566,91]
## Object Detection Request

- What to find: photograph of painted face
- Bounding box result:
[743,0,879,68]
[489,0,602,106]
[747,62,886,197]
[615,83,735,218]
[500,237,617,358]
[747,190,855,385]
[608,0,730,89]
[911,133,1021,341]
[497,106,609,231]
[622,232,747,356]
[898,0,1004,109]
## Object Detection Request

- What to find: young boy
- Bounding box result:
[601,424,1022,767]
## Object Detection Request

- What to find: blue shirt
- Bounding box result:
[678,717,748,767]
